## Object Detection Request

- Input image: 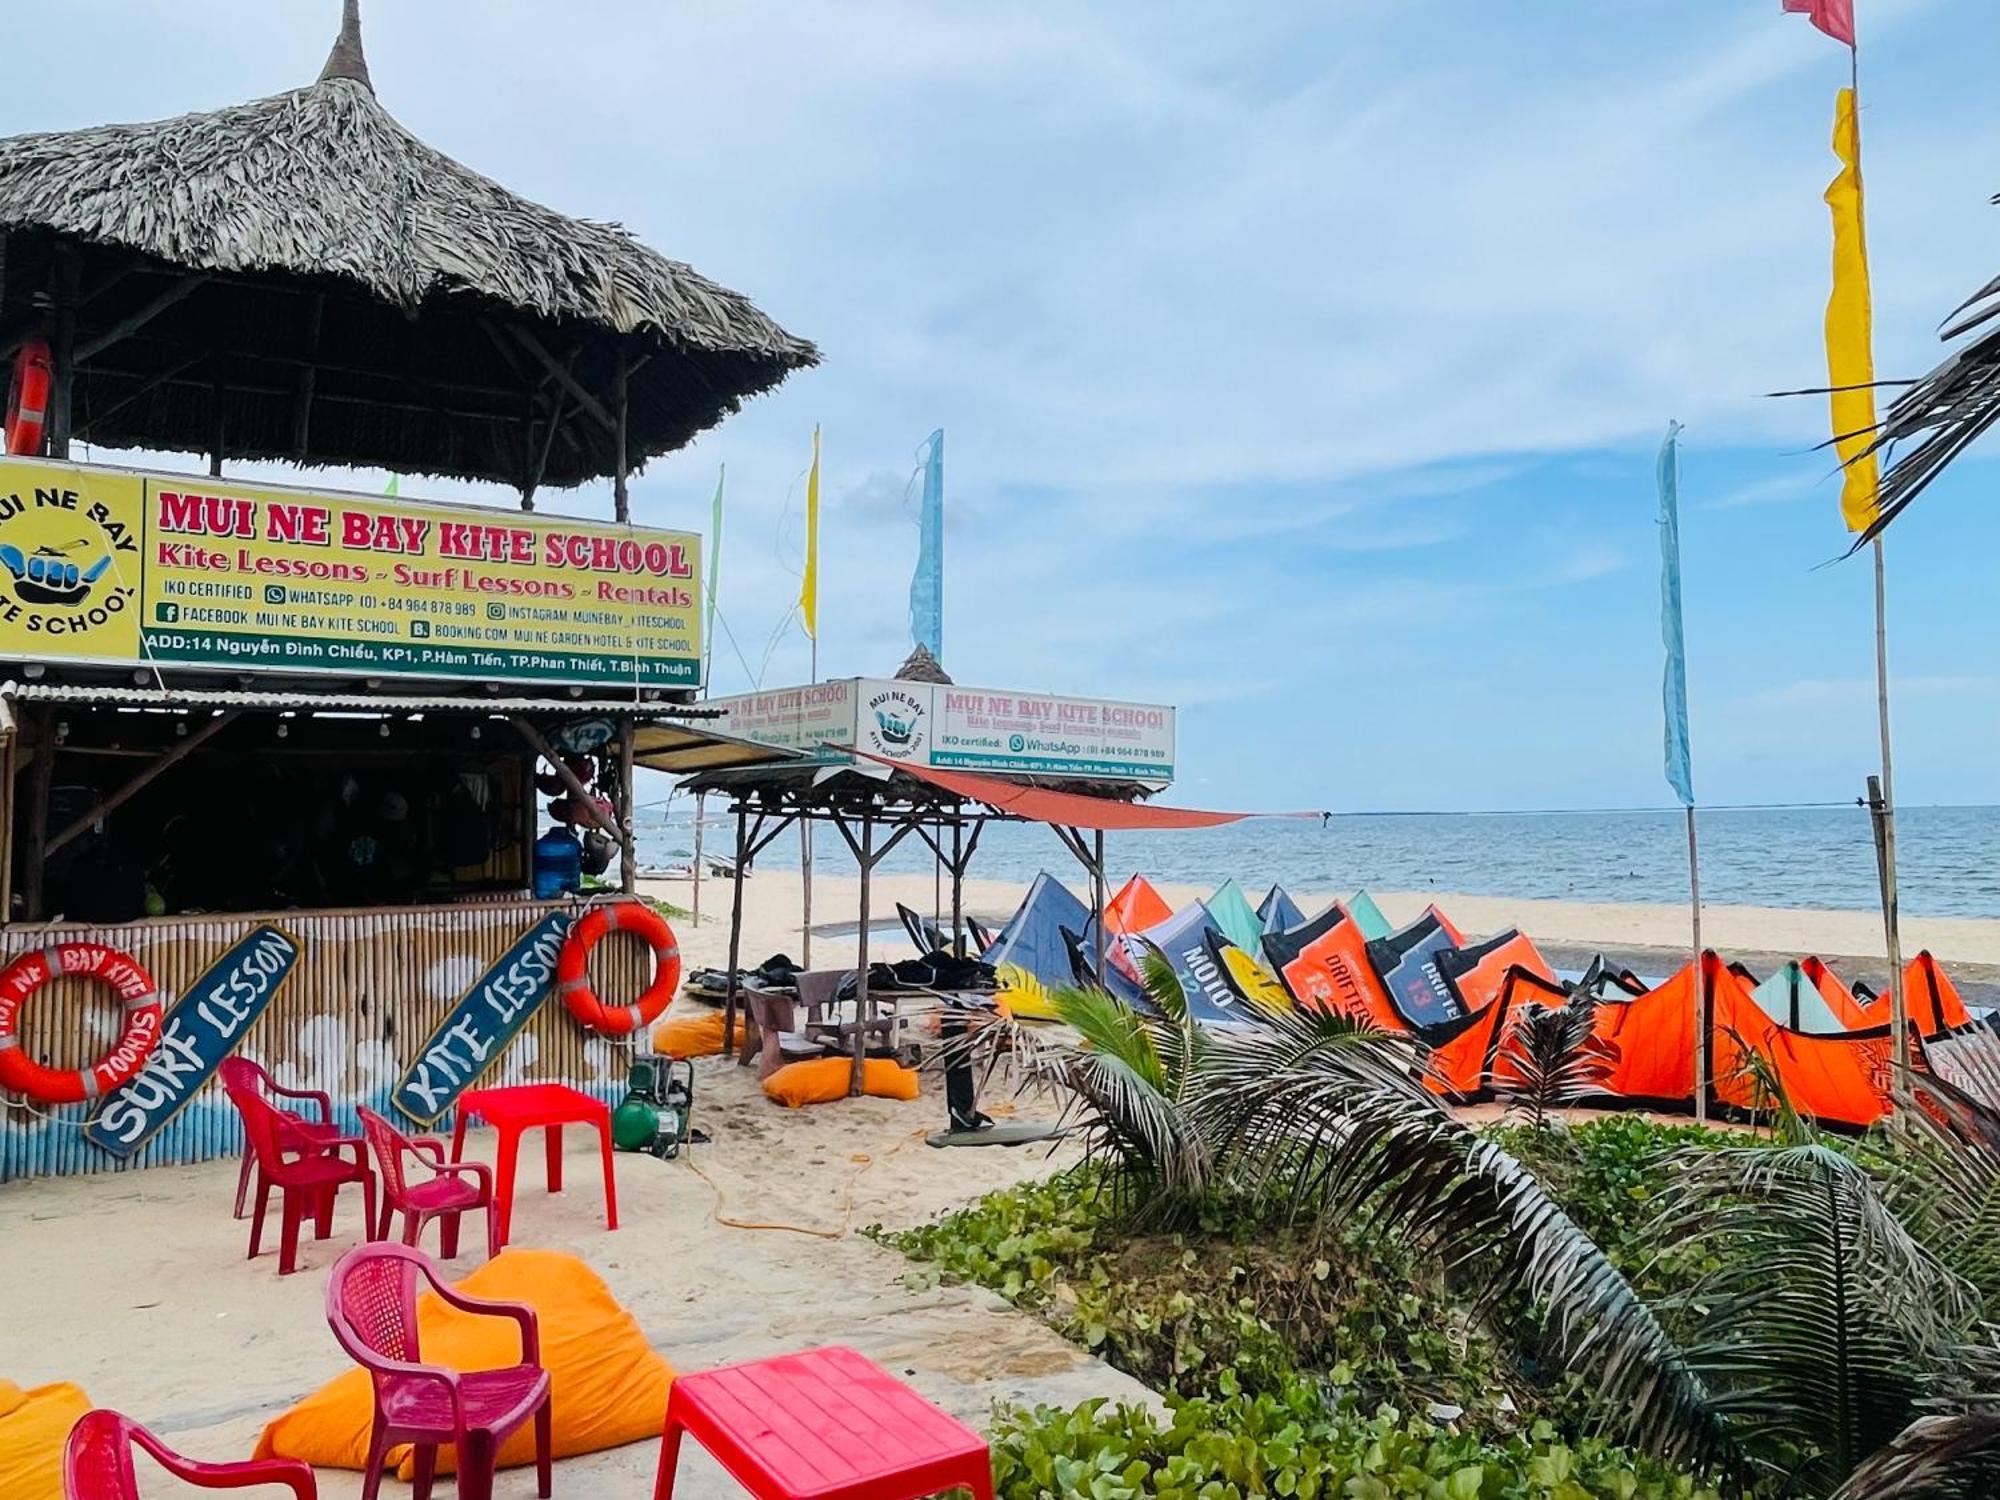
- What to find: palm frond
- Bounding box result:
[1495,999,1613,1129]
[1881,1076,2000,1318]
[1187,1001,1741,1474]
[1829,1406,2000,1500]
[1658,1143,1976,1490]
[1026,984,1211,1217]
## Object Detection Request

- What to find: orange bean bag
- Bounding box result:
[255,1249,671,1478]
[652,1008,757,1059]
[762,1056,921,1107]
[0,1379,92,1500]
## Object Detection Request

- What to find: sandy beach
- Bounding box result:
[3,867,1982,1498]
[0,1049,1124,1498]
[646,869,2000,988]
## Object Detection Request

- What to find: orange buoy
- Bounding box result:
[5,338,53,456]
[557,903,681,1036]
[0,942,162,1104]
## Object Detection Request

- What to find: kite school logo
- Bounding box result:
[864,686,928,760]
[0,462,142,658]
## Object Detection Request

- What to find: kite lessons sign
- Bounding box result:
[0,456,702,688]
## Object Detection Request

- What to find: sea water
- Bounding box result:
[636,803,2000,920]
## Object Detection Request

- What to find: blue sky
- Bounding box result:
[14,0,2000,810]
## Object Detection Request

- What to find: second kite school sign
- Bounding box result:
[0,456,703,689]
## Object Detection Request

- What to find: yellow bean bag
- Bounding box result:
[652,1008,757,1059]
[762,1056,921,1107]
[0,1379,92,1500]
[255,1249,671,1478]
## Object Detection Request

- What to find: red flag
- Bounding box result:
[1782,0,1856,47]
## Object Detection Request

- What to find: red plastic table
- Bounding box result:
[449,1083,618,1248]
[653,1345,992,1500]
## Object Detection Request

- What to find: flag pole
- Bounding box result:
[1849,33,1911,1098]
[800,427,820,968]
[1687,804,1706,1124]
[1656,421,1703,1121]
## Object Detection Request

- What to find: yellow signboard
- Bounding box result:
[0,458,702,688]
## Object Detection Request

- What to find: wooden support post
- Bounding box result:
[1092,828,1108,981]
[950,814,964,958]
[47,710,240,856]
[618,729,637,893]
[506,717,620,839]
[691,790,705,926]
[504,326,618,433]
[292,292,324,458]
[209,360,226,476]
[22,707,56,919]
[613,357,630,525]
[0,724,15,922]
[853,811,872,1097]
[76,274,210,364]
[721,805,749,1052]
[800,817,814,966]
[47,247,80,458]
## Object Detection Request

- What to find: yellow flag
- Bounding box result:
[799,424,820,638]
[1824,87,1879,533]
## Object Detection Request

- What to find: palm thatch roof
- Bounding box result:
[1862,225,2000,543]
[0,1,816,494]
[892,643,954,684]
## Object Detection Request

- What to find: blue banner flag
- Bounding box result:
[909,429,944,659]
[1657,422,1694,806]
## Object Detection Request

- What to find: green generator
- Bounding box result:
[612,1057,695,1159]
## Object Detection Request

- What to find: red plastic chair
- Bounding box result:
[220,1056,357,1219]
[359,1106,499,1261]
[224,1073,377,1276]
[325,1242,552,1500]
[65,1407,316,1498]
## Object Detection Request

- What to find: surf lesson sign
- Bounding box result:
[82,925,301,1159]
[392,910,573,1126]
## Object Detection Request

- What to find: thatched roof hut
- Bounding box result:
[0,1,816,508]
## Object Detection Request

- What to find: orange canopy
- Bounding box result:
[847,749,1310,830]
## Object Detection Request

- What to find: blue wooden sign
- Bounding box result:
[392,910,574,1126]
[84,924,301,1159]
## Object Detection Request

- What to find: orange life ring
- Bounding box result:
[557,903,681,1036]
[0,942,163,1105]
[5,338,53,457]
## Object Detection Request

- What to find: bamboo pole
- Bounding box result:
[612,357,630,525]
[618,731,636,894]
[852,810,872,1097]
[22,708,55,920]
[1851,22,1910,1106]
[691,790,705,926]
[800,818,813,966]
[1687,806,1706,1125]
[721,806,747,1054]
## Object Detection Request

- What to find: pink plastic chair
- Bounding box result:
[359,1106,499,1261]
[325,1242,552,1500]
[220,1057,357,1219]
[65,1408,316,1499]
[224,1073,377,1276]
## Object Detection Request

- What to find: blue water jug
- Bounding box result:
[533,827,583,899]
